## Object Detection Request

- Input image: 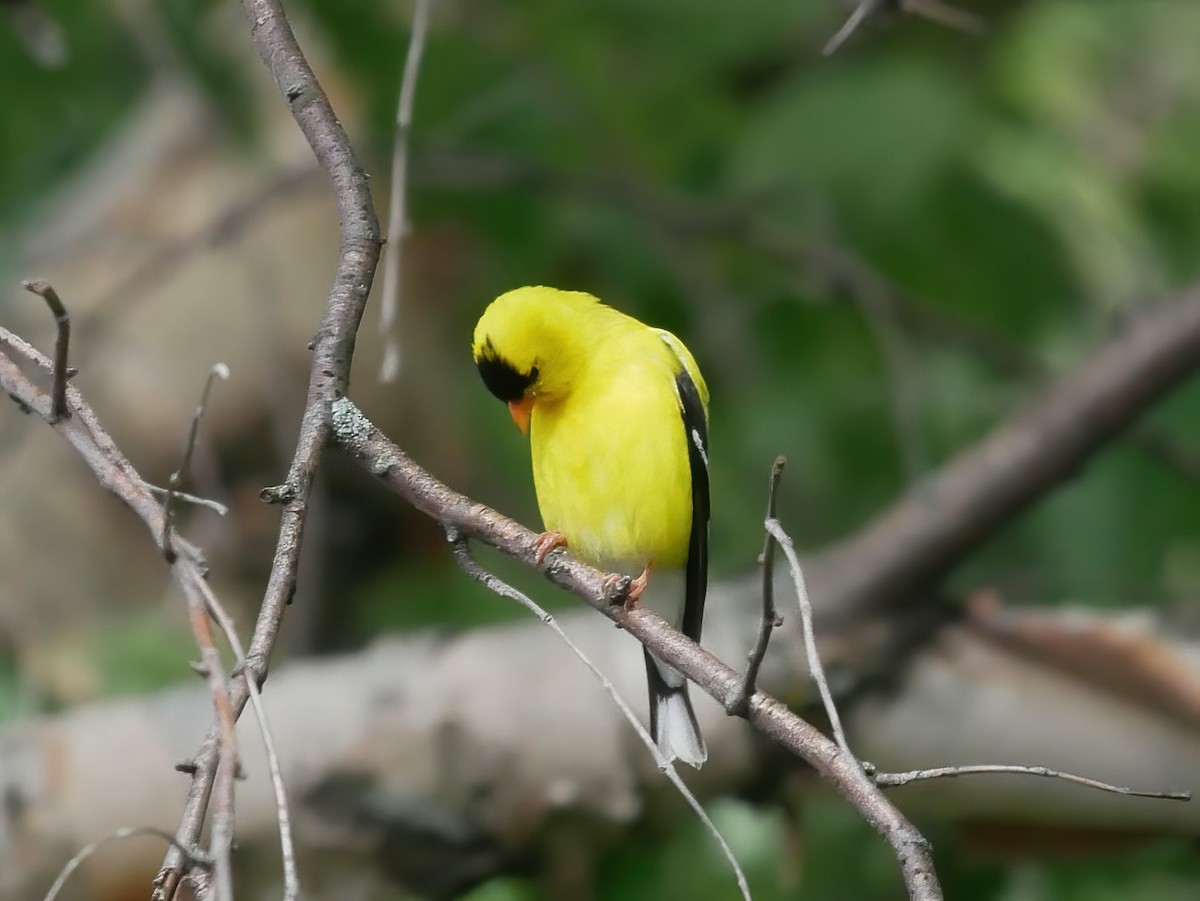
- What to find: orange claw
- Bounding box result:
[532,529,568,566]
[628,562,652,606]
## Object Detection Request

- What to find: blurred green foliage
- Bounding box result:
[0,1,143,223]
[3,0,1199,898]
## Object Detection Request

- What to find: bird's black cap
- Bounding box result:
[475,340,538,402]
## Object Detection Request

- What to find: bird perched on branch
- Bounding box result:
[472,286,710,767]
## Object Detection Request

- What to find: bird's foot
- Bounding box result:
[604,563,653,610]
[601,573,629,605]
[532,529,568,566]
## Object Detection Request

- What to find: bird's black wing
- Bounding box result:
[675,369,709,643]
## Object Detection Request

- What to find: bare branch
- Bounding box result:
[870,762,1191,801]
[237,0,379,683]
[43,827,209,901]
[794,242,1200,490]
[156,366,240,901]
[824,0,985,55]
[162,363,230,562]
[824,0,880,56]
[156,0,383,892]
[379,0,434,382]
[811,285,1200,619]
[145,484,230,516]
[0,329,237,898]
[447,530,751,901]
[176,571,237,901]
[765,517,854,762]
[201,580,300,901]
[731,456,786,715]
[872,283,1200,487]
[331,397,944,901]
[6,598,1191,899]
[20,278,70,421]
[0,325,296,897]
[9,5,1189,897]
[329,340,1200,893]
[9,270,1196,900]
[0,328,197,555]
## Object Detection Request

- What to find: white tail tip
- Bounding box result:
[655,690,707,769]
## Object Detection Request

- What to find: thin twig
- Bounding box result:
[156,0,383,893]
[731,456,787,715]
[201,581,300,901]
[870,763,1191,801]
[446,530,751,901]
[0,330,237,899]
[824,0,879,55]
[145,484,230,516]
[43,827,209,901]
[161,363,230,562]
[824,0,984,55]
[175,573,237,901]
[157,361,290,901]
[378,0,433,382]
[764,518,855,763]
[21,279,70,422]
[0,326,239,897]
[243,676,300,900]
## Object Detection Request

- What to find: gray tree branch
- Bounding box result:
[152,0,383,895]
[810,284,1200,622]
[330,398,944,898]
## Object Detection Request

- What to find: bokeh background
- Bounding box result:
[2,0,1199,898]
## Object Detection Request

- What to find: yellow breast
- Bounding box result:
[529,332,693,573]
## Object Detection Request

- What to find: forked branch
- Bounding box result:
[331,398,944,901]
[20,278,70,421]
[153,0,383,894]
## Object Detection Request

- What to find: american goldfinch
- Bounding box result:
[472,285,710,768]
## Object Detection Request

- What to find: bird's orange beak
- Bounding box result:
[508,396,534,435]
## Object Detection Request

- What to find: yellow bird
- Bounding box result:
[472,286,710,767]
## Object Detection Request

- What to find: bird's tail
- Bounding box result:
[644,649,707,768]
